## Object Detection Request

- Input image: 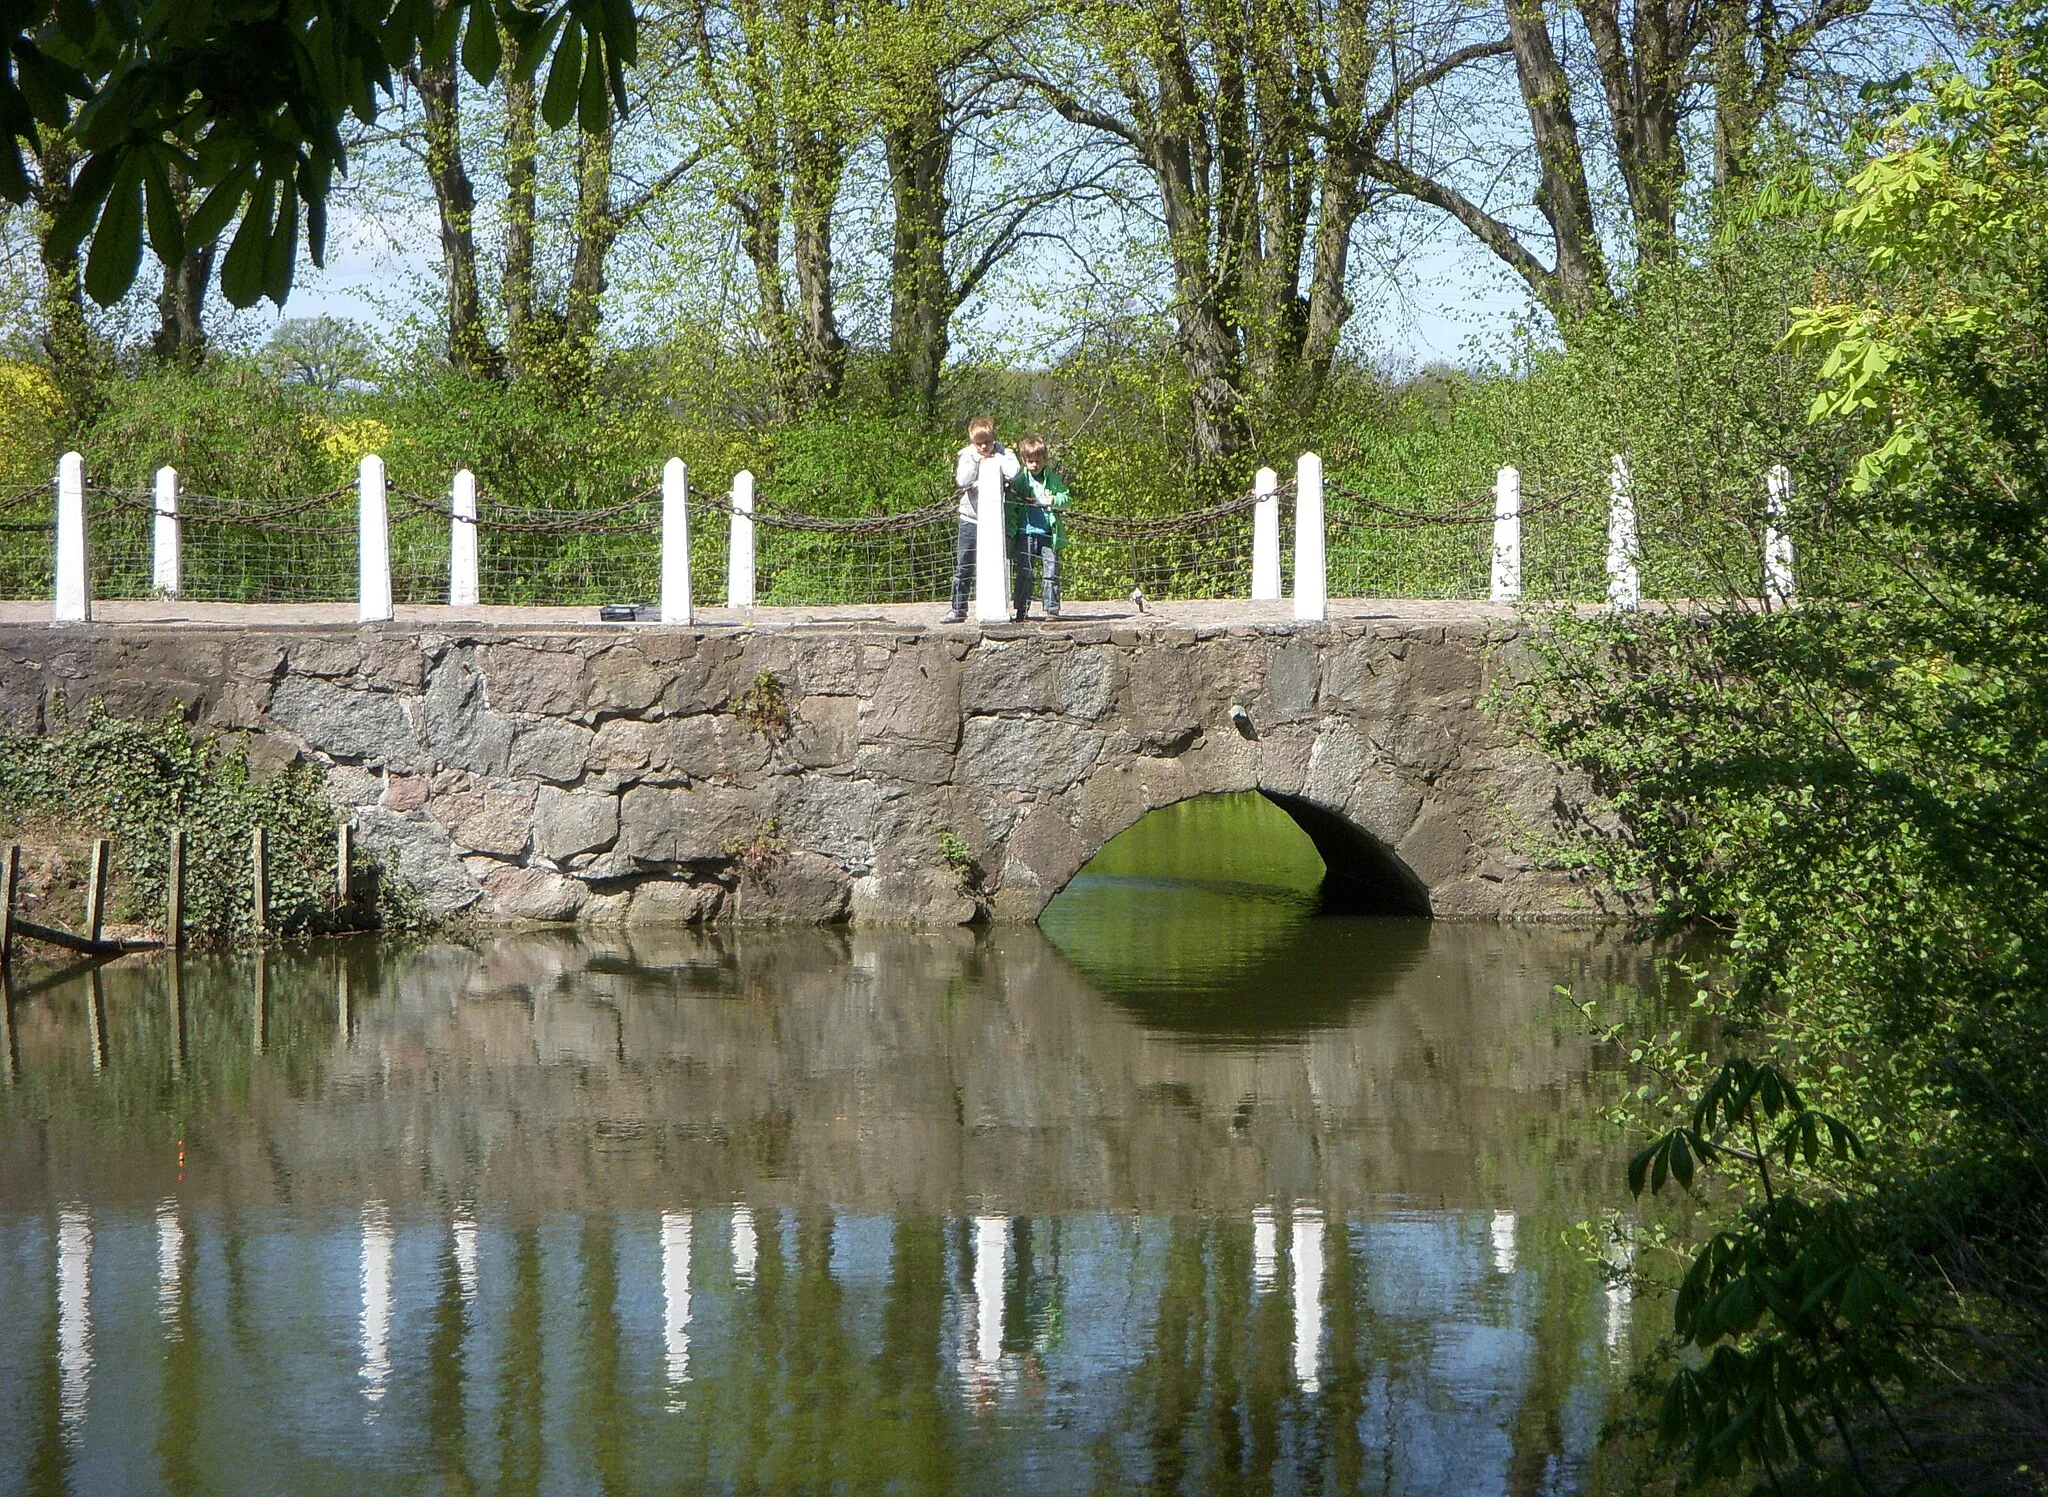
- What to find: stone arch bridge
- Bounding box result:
[0,615,1603,925]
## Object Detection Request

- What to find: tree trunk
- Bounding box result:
[1504,0,1609,317]
[882,83,951,415]
[412,40,500,380]
[501,42,539,377]
[33,128,96,420]
[1141,16,1248,466]
[786,1,849,413]
[1578,0,1687,261]
[151,242,215,368]
[564,122,616,380]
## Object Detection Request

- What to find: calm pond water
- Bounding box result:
[0,795,1661,1496]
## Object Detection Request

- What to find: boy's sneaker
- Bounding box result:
[940,611,965,624]
[1045,608,1061,620]
[1012,612,1030,623]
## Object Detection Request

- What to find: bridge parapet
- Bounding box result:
[0,615,1613,925]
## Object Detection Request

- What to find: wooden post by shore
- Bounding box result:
[85,839,109,946]
[337,823,352,907]
[251,826,269,935]
[167,828,185,949]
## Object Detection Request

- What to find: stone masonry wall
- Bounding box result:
[0,618,1607,925]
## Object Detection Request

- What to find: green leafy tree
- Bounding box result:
[1,0,636,311]
[1516,13,2048,1489]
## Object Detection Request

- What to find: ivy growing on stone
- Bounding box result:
[0,704,422,945]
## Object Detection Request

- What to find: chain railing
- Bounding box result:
[1,451,1803,616]
[1323,476,1590,601]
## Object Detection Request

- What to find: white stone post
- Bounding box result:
[358,454,393,623]
[975,455,1008,624]
[1292,452,1326,621]
[1251,465,1281,601]
[728,469,756,608]
[54,451,88,621]
[1764,464,1795,608]
[1490,466,1522,603]
[449,469,478,608]
[661,457,691,625]
[1605,454,1640,613]
[152,466,180,597]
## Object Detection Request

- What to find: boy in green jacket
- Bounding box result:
[1006,435,1069,621]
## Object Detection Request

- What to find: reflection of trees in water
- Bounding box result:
[1042,887,1435,1039]
[0,1198,1627,1494]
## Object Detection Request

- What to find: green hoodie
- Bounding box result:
[1005,466,1070,549]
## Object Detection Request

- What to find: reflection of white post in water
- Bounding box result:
[731,1206,757,1287]
[452,1211,479,1303]
[1604,1227,1636,1353]
[1252,1207,1279,1293]
[662,1212,693,1409]
[57,1206,91,1441]
[1292,1207,1324,1393]
[974,1216,1006,1374]
[1605,1279,1632,1352]
[360,1203,394,1406]
[156,1201,184,1328]
[1491,1211,1518,1276]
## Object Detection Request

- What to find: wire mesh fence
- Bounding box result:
[0,457,1798,612]
[448,485,663,607]
[1061,487,1267,602]
[1322,478,1602,601]
[0,482,54,600]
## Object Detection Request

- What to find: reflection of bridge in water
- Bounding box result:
[0,924,1649,1492]
[3,923,1652,1215]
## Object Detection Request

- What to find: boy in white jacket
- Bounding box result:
[943,415,1020,624]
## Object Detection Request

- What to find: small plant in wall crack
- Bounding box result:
[938,828,983,893]
[732,670,792,740]
[721,816,788,880]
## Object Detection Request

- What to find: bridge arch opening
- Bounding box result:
[1042,790,1431,922]
[1036,790,1433,1036]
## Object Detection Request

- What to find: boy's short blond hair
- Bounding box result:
[967,416,995,439]
[1017,435,1048,460]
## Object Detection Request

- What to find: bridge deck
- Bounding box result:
[0,596,1547,631]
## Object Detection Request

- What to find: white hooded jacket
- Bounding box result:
[954,442,1021,521]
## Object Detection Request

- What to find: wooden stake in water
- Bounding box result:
[85,838,109,946]
[167,828,185,950]
[251,826,269,935]
[0,844,17,971]
[336,823,353,908]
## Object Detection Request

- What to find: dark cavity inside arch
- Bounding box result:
[1256,790,1432,917]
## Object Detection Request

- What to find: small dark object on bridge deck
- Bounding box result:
[599,604,641,623]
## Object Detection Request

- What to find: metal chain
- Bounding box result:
[1062,481,1281,538]
[1323,477,1580,530]
[692,486,963,536]
[451,484,663,534]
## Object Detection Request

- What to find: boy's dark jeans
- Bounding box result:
[948,519,976,616]
[1013,532,1059,616]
